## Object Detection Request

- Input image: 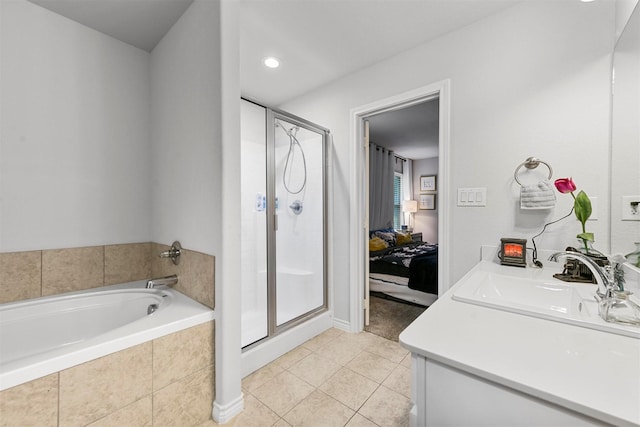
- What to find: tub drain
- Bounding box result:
[147,303,159,315]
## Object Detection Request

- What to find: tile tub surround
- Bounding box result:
[0,250,41,303]
[0,321,215,427]
[0,242,214,308]
[151,243,215,309]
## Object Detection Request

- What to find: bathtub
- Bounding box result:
[0,281,215,391]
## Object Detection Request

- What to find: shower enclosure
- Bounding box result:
[240,99,328,348]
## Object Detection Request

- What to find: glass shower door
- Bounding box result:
[273,116,325,327]
[241,99,327,349]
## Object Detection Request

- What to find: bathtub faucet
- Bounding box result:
[146,274,178,289]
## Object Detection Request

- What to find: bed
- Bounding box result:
[369,230,439,307]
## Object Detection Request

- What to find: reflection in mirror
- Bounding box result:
[610,4,640,257]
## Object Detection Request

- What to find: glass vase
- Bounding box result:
[625,242,640,268]
[576,238,604,257]
[598,290,640,326]
[570,239,608,283]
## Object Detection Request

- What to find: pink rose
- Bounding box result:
[554,177,577,194]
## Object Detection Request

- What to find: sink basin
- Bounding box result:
[452,262,639,339]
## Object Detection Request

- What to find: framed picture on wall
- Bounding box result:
[419,194,436,210]
[420,175,437,192]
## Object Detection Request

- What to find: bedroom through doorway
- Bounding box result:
[364,97,440,341]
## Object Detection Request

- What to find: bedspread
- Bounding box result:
[370,242,438,293]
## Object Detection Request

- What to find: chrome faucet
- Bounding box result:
[146,274,178,289]
[548,251,617,298]
[549,252,640,326]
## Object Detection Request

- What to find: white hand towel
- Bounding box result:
[520,180,556,210]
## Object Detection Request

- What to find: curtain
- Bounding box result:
[369,143,395,230]
[402,159,413,226]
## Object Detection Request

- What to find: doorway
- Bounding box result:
[364,99,439,340]
[349,80,451,333]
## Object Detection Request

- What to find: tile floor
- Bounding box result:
[205,328,412,426]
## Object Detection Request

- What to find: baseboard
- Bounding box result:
[212,393,244,424]
[241,312,333,377]
[332,317,352,332]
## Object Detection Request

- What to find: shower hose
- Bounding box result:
[279,122,307,195]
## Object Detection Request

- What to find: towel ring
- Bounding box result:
[514,157,553,186]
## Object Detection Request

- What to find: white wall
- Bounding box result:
[0,0,151,252]
[281,1,615,323]
[0,0,227,256]
[150,1,222,256]
[413,157,438,244]
[616,0,639,40]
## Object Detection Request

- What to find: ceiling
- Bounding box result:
[368,99,440,160]
[27,0,193,52]
[240,0,516,106]
[25,0,518,159]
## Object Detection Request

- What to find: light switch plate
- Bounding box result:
[458,188,487,207]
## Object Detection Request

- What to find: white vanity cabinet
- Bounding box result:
[400,260,640,427]
[411,355,605,426]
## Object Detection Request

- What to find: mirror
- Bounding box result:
[610,3,640,256]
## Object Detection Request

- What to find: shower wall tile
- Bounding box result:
[153,364,215,427]
[104,242,152,285]
[151,243,215,309]
[42,246,104,296]
[0,250,42,303]
[86,396,152,427]
[0,373,58,427]
[153,321,215,391]
[58,342,152,426]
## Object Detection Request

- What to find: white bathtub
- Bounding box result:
[0,281,215,391]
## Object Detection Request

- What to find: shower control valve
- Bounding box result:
[289,200,303,215]
[159,241,182,265]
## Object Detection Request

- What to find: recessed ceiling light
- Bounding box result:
[264,57,280,69]
[580,0,596,2]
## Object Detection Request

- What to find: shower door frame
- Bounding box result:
[242,98,329,350]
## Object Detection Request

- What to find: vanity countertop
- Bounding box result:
[400,260,640,426]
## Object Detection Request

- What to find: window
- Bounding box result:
[393,172,403,230]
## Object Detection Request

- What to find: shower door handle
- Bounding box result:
[274,214,278,231]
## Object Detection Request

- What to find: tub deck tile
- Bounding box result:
[0,373,58,427]
[153,321,215,391]
[59,342,152,426]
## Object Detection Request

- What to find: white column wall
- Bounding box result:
[150,0,221,256]
[150,0,243,421]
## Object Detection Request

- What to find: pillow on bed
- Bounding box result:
[373,231,396,246]
[369,228,395,238]
[396,232,412,245]
[369,236,389,252]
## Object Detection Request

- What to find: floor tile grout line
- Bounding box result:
[245,329,409,426]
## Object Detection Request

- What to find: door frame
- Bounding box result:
[348,80,451,332]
